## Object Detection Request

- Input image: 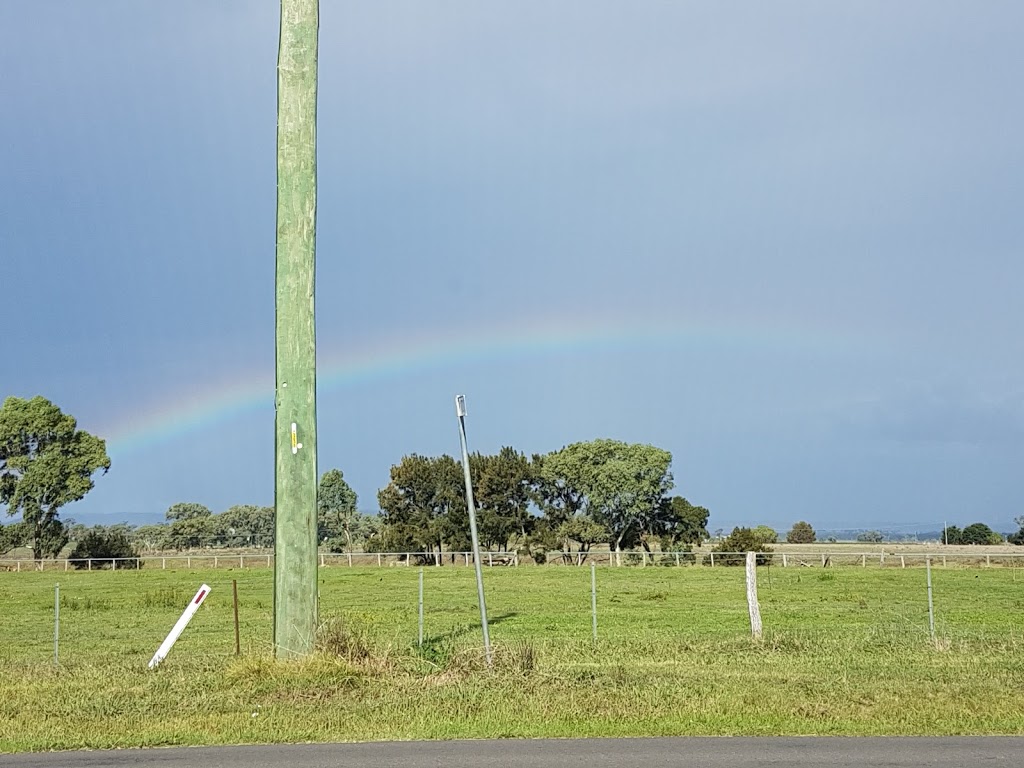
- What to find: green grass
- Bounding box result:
[1,565,1023,751]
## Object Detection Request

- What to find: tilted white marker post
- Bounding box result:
[148,584,212,669]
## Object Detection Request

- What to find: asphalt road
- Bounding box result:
[2,738,1022,767]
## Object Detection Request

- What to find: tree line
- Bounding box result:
[4,396,1024,563]
[0,469,376,559]
[375,440,708,564]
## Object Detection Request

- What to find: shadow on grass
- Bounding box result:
[420,611,519,646]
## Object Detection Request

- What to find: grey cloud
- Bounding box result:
[841,387,1024,446]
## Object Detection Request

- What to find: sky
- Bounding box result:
[2,2,1022,535]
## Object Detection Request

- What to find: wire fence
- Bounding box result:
[3,561,1024,668]
[2,565,1024,667]
[3,549,1024,571]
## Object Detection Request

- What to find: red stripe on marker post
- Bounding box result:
[194,589,207,605]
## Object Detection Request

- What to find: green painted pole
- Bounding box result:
[274,0,319,659]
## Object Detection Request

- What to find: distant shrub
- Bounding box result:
[786,521,816,543]
[69,529,140,569]
[658,547,696,566]
[857,530,884,543]
[706,527,773,566]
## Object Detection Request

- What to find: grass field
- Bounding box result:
[2,565,1023,751]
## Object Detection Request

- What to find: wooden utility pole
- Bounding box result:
[274,0,319,659]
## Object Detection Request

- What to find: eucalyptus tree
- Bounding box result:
[0,396,110,559]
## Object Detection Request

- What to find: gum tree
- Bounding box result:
[0,396,110,559]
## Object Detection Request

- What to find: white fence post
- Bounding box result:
[54,584,60,666]
[926,557,935,642]
[746,551,762,641]
[591,562,598,642]
[418,569,424,647]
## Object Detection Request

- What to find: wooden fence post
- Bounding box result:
[746,551,763,641]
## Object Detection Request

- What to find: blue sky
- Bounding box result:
[2,2,1021,534]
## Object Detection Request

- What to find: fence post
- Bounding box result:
[233,579,241,656]
[64,560,68,573]
[378,553,382,567]
[986,554,991,567]
[675,552,680,567]
[710,552,715,568]
[54,584,60,666]
[782,553,787,568]
[214,557,218,569]
[900,556,905,569]
[87,559,92,572]
[862,554,866,567]
[240,555,244,568]
[821,554,826,567]
[418,568,424,647]
[746,551,762,641]
[591,562,598,643]
[187,557,191,568]
[926,557,935,642]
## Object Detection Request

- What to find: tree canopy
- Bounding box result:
[376,454,468,561]
[659,496,710,547]
[373,440,691,564]
[786,521,816,543]
[0,396,110,559]
[543,439,674,559]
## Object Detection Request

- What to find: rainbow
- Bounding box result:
[103,312,852,456]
